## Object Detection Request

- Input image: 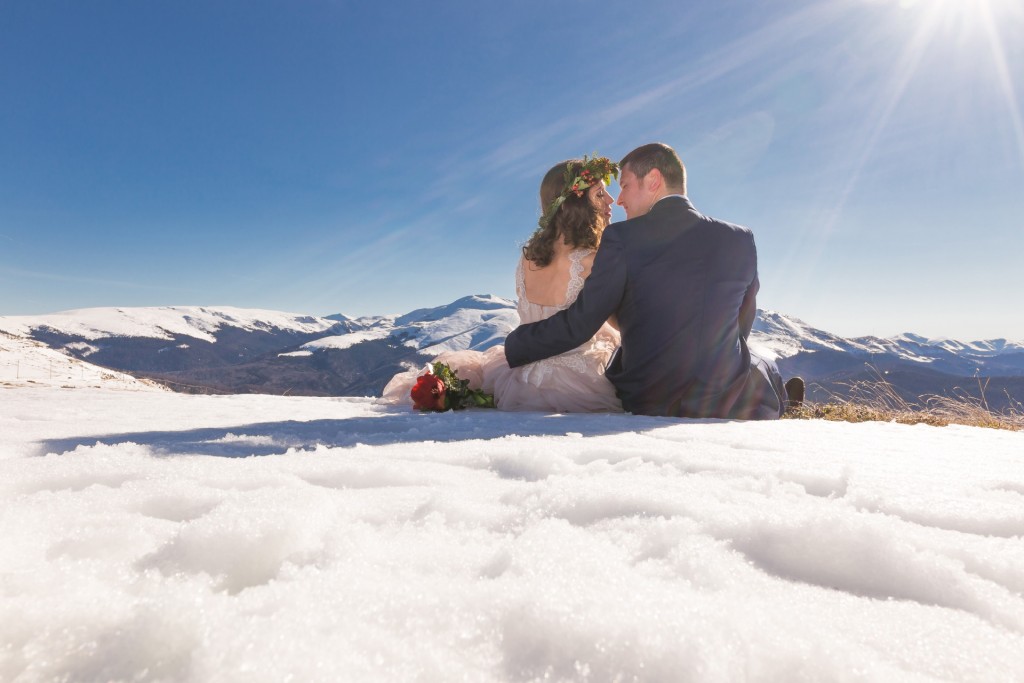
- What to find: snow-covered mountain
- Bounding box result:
[752,310,1024,369]
[0,305,342,343]
[0,306,355,378]
[0,297,518,396]
[751,310,1024,390]
[0,331,162,391]
[282,295,517,359]
[749,311,1024,409]
[2,297,1022,404]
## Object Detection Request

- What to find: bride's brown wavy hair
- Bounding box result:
[522,159,605,267]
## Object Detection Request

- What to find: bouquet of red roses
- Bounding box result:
[410,361,496,411]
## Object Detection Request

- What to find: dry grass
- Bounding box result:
[783,373,1024,431]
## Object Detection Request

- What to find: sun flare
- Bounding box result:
[904,0,1024,169]
[861,0,1024,166]
[894,0,1024,31]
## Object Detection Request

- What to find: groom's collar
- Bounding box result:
[650,194,693,213]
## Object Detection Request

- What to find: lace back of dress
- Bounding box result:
[515,258,530,320]
[516,249,591,324]
[564,249,587,308]
[515,258,527,301]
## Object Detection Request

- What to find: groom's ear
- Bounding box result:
[645,168,664,193]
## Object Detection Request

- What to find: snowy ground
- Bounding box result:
[2,387,1024,682]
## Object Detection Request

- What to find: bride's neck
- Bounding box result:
[553,238,579,256]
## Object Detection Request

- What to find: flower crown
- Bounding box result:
[538,154,620,230]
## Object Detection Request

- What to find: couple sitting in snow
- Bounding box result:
[384,142,802,420]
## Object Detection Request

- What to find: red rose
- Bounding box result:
[411,373,447,411]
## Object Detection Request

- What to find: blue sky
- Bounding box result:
[2,0,1022,340]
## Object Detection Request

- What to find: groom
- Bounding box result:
[504,142,796,419]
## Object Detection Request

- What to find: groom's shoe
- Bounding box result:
[784,377,805,412]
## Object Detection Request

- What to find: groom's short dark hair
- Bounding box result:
[620,143,686,193]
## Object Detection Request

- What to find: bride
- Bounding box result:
[382,155,623,412]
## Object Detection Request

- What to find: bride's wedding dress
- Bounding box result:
[382,249,622,412]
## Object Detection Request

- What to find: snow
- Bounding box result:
[934,338,1024,356]
[5,302,1021,373]
[270,296,521,359]
[288,296,519,358]
[752,310,1024,364]
[2,385,1024,682]
[412,304,518,355]
[62,341,100,356]
[752,310,854,361]
[286,328,393,355]
[0,306,340,343]
[388,295,519,355]
[0,333,163,391]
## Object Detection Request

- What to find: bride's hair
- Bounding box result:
[522,159,605,267]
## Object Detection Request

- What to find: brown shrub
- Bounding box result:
[783,372,1023,431]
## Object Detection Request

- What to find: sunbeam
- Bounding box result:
[821,9,940,236]
[784,0,1024,308]
[978,0,1024,170]
[485,1,851,174]
[787,6,942,302]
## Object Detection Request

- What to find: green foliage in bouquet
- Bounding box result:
[410,361,496,411]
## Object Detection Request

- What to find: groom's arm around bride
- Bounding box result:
[505,142,789,420]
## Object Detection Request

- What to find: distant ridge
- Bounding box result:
[2,299,1022,406]
[752,310,1024,377]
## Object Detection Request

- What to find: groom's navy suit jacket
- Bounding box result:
[504,196,782,418]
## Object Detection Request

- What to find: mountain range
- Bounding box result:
[2,297,1022,410]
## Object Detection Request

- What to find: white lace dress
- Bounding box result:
[382,249,623,412]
